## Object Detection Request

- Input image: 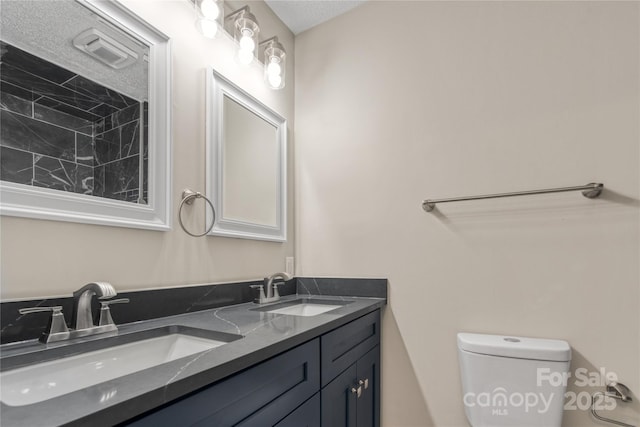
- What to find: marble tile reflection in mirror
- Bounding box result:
[206,69,287,242]
[1,41,148,203]
[0,0,171,230]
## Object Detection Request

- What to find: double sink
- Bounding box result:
[0,298,351,407]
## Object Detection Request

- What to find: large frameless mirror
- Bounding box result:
[206,68,287,242]
[0,0,171,230]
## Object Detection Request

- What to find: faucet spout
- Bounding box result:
[264,272,292,299]
[72,282,116,330]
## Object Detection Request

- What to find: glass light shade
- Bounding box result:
[267,72,282,89]
[196,18,218,38]
[199,0,220,20]
[195,0,222,39]
[237,47,254,65]
[239,33,255,52]
[233,10,259,65]
[263,39,286,89]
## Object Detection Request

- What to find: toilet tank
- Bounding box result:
[457,333,571,427]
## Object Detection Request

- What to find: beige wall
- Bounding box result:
[295,2,639,426]
[0,0,295,299]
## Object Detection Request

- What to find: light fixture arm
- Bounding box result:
[259,36,279,47]
[224,5,250,21]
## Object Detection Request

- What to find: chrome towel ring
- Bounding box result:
[178,189,215,237]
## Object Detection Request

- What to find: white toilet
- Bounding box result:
[457,332,571,427]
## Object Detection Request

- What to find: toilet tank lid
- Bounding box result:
[457,333,571,362]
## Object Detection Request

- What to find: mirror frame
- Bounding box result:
[0,0,172,231]
[206,68,287,242]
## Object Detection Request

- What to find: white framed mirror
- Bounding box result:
[0,0,171,231]
[206,68,287,242]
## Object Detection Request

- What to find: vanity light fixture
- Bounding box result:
[192,2,286,90]
[226,6,260,65]
[260,37,286,90]
[194,0,223,39]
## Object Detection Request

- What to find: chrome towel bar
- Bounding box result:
[422,182,603,212]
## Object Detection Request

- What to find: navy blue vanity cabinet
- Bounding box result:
[126,339,320,427]
[320,310,381,427]
[125,309,381,427]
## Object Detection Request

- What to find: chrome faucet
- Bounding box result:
[19,282,128,343]
[252,272,292,304]
[71,282,116,330]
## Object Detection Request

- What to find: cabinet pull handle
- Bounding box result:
[351,386,362,398]
[359,378,369,390]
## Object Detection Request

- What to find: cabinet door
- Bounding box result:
[274,394,320,427]
[356,346,380,427]
[321,364,358,427]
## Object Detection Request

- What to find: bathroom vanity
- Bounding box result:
[127,309,380,427]
[0,279,386,427]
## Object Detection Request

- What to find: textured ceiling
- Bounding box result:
[264,0,367,35]
[0,0,148,101]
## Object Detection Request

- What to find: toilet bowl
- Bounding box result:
[457,332,571,427]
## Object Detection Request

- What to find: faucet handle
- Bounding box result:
[250,285,266,303]
[19,306,70,343]
[100,298,130,306]
[98,298,129,326]
[19,306,64,315]
[271,282,284,298]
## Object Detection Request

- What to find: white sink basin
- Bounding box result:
[265,303,343,317]
[252,298,353,317]
[1,328,240,407]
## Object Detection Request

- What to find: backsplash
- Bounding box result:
[0,280,295,344]
[0,278,387,344]
[297,277,388,298]
[0,41,148,203]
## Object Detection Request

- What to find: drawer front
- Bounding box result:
[127,338,320,427]
[321,310,380,386]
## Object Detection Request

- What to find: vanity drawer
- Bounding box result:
[321,310,380,386]
[127,338,319,427]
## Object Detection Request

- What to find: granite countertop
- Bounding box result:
[0,294,386,427]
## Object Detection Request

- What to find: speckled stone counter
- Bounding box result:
[0,291,386,427]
